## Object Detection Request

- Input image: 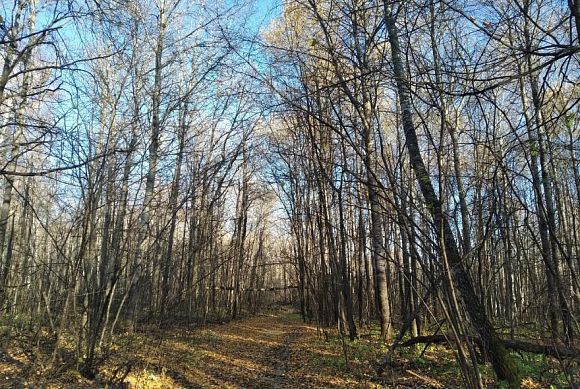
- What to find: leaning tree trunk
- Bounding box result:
[383,4,520,387]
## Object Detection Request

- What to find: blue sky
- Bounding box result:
[248,0,282,32]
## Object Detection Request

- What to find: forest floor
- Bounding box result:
[0,309,576,388]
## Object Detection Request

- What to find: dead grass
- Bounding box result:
[1,311,576,388]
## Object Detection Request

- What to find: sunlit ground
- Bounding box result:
[0,310,575,388]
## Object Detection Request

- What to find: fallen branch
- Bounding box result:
[206,285,298,291]
[400,335,580,359]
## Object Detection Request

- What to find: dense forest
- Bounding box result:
[0,0,578,387]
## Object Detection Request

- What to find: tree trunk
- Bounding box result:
[384,4,520,386]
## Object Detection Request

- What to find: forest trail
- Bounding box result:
[105,309,382,389]
[2,309,563,388]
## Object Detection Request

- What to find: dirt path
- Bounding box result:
[1,310,384,388]
[118,310,379,389]
[257,326,300,387]
[110,311,567,389]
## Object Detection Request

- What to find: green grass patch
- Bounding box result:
[186,329,219,346]
[310,354,346,368]
[512,352,573,387]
